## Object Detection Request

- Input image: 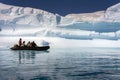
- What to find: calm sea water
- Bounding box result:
[0,48,120,80]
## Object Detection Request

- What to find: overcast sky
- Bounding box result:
[0,0,119,16]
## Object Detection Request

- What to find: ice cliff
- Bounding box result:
[0,3,61,27]
[65,3,120,22]
[0,3,120,40]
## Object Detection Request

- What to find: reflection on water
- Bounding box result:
[18,50,49,64]
[0,48,120,80]
[18,51,36,64]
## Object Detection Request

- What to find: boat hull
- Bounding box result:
[10,46,50,51]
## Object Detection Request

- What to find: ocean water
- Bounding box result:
[0,48,120,80]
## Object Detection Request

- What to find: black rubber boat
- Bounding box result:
[10,46,50,51]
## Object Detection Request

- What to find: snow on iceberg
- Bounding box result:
[105,3,120,22]
[0,3,61,27]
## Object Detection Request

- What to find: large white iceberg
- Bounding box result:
[0,3,120,40]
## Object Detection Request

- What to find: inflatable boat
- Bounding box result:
[10,46,50,51]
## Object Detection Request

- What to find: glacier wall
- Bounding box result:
[0,3,120,40]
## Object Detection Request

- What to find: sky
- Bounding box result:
[0,0,119,16]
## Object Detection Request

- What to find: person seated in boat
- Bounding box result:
[31,41,37,47]
[26,41,32,47]
[18,38,22,47]
[21,41,26,47]
[13,44,19,48]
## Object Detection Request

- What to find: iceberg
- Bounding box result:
[0,3,120,41]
